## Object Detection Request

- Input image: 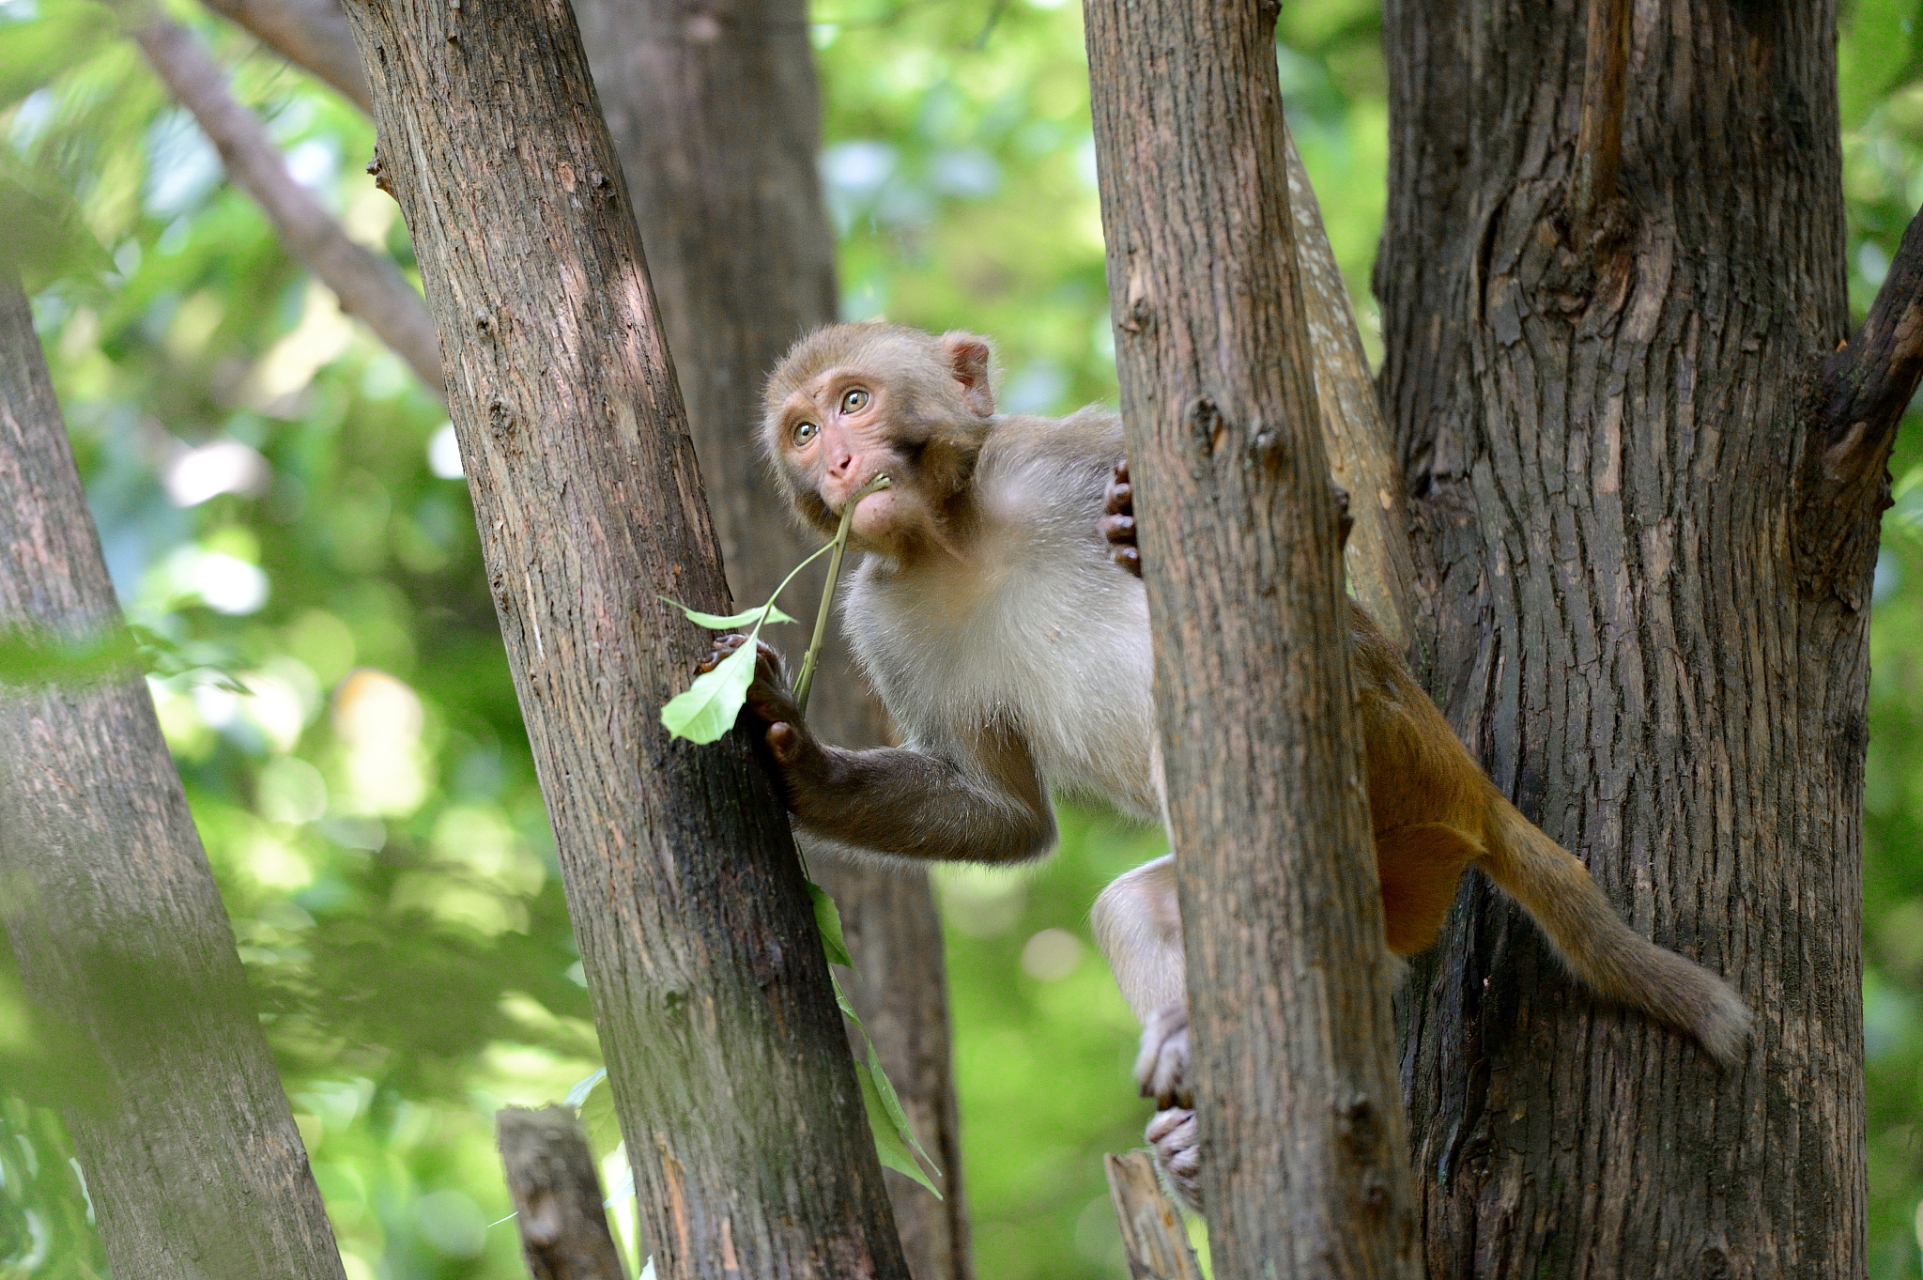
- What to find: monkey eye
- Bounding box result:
[841,388,871,414]
[792,421,819,447]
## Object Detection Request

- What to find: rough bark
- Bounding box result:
[1378,0,1865,1275]
[0,277,346,1280]
[198,0,369,111]
[576,4,973,1274]
[497,1106,626,1280]
[133,14,443,398]
[1084,3,1421,1277]
[336,3,910,1276]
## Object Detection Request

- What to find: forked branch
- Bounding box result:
[1798,202,1923,605]
[132,14,444,397]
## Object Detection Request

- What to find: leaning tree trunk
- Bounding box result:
[1084,0,1421,1275]
[1379,0,1871,1274]
[0,277,347,1280]
[575,6,973,1273]
[336,1,911,1276]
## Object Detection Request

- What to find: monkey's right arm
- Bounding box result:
[702,634,1057,865]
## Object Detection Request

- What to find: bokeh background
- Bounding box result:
[2,0,1922,1276]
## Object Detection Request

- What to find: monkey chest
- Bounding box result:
[854,567,1160,819]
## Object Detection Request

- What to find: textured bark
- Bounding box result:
[1104,1152,1204,1280]
[1379,0,1866,1275]
[576,5,973,1274]
[336,4,909,1277]
[1084,3,1421,1277]
[199,0,369,111]
[1284,125,1421,658]
[134,15,442,397]
[0,278,346,1280]
[497,1106,626,1280]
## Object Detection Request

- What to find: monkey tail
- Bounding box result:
[1480,796,1751,1068]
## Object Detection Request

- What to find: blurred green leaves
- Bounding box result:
[5,1,1923,1278]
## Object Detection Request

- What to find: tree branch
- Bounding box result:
[1797,201,1923,605]
[1283,123,1421,660]
[1567,0,1630,246]
[199,0,369,112]
[496,1107,626,1280]
[132,14,444,399]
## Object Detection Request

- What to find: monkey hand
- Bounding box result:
[1146,1107,1201,1213]
[1134,1000,1192,1110]
[1100,458,1140,577]
[699,635,824,806]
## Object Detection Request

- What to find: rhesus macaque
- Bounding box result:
[707,322,1750,1208]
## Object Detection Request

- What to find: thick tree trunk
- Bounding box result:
[1084,2,1421,1276]
[336,4,910,1277]
[0,278,346,1280]
[576,7,973,1274]
[1379,1,1866,1274]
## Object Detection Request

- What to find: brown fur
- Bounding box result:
[1350,589,1750,1064]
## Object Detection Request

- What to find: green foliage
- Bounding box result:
[2,1,1921,1279]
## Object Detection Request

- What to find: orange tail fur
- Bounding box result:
[1479,796,1751,1067]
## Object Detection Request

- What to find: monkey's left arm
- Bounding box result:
[701,634,1058,865]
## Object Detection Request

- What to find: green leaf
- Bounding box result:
[660,597,798,630]
[563,1067,606,1110]
[660,638,757,743]
[808,880,854,969]
[855,1059,940,1197]
[865,1038,936,1170]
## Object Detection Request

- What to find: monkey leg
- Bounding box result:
[1092,855,1192,1108]
[1373,822,1482,955]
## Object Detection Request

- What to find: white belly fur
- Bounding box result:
[843,433,1162,822]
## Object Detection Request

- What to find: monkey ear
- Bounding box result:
[940,331,995,417]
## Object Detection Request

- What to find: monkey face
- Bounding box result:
[762,324,997,557]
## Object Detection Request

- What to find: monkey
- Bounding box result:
[703,321,1750,1209]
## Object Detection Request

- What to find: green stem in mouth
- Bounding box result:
[794,472,891,715]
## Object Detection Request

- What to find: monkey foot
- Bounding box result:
[1134,1000,1191,1110]
[1147,1107,1201,1213]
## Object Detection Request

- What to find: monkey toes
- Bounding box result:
[1135,1000,1191,1110]
[1146,1107,1201,1213]
[1100,458,1141,577]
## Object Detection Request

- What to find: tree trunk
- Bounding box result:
[576,6,973,1274]
[0,277,347,1280]
[335,4,910,1277]
[1378,0,1867,1274]
[1084,3,1421,1277]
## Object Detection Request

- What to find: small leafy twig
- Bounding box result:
[808,883,942,1195]
[657,549,828,744]
[660,472,889,743]
[794,472,889,714]
[656,473,936,1194]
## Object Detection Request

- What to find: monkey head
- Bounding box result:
[762,323,996,557]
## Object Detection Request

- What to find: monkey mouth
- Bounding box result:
[830,471,893,519]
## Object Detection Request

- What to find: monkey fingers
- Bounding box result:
[1134,1000,1192,1109]
[1101,458,1141,577]
[1146,1107,1201,1212]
